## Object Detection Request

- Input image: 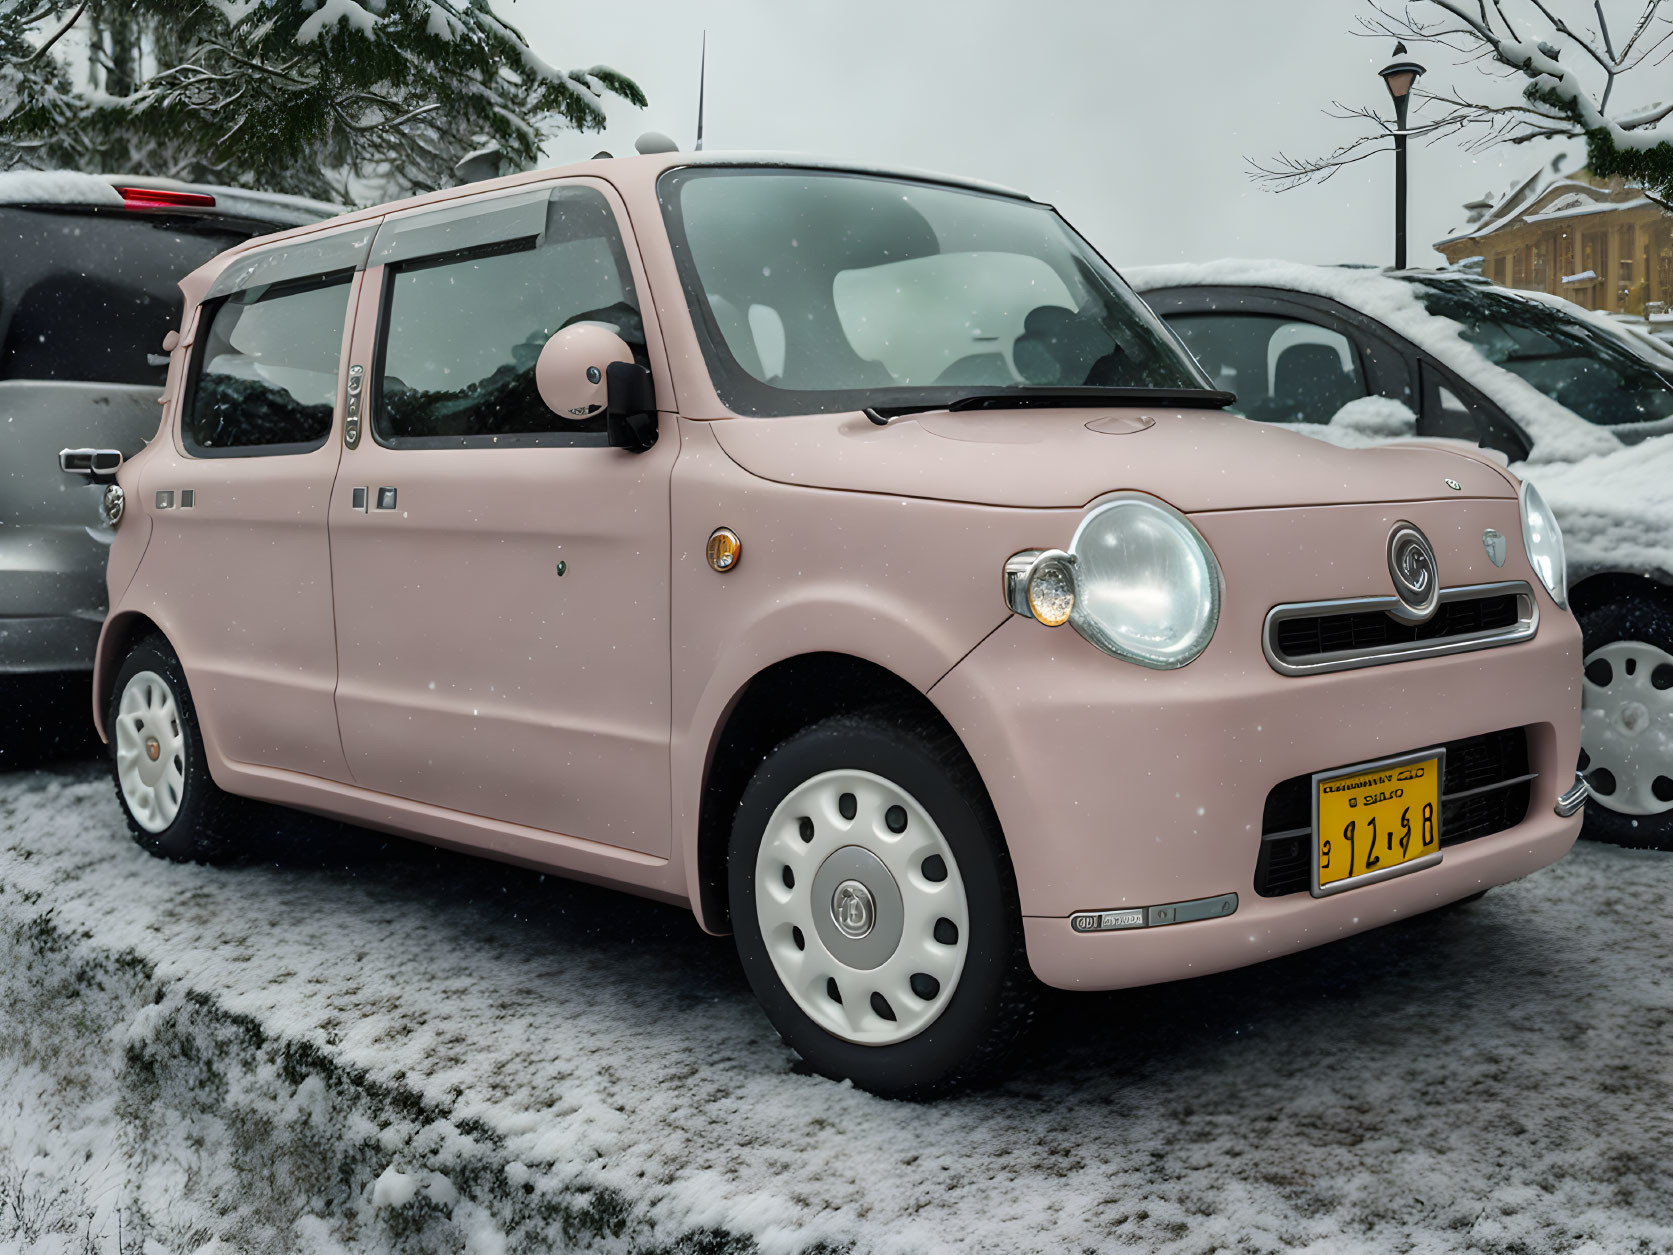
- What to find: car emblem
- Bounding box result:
[1482,528,1507,567]
[831,880,876,940]
[1445,478,1462,491]
[145,737,161,762]
[1387,522,1440,623]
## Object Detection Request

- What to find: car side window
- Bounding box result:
[1418,361,1532,461]
[185,271,353,455]
[374,186,644,447]
[1167,313,1369,424]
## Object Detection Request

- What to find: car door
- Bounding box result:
[138,222,376,778]
[328,179,679,857]
[1146,287,1413,425]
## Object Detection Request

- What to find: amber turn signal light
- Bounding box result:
[707,527,741,573]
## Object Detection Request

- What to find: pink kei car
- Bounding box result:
[66,154,1588,1096]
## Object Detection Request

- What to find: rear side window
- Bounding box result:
[374,187,643,446]
[1168,313,1368,424]
[186,273,352,454]
[0,207,246,386]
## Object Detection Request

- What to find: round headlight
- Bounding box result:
[1519,479,1566,607]
[1066,494,1221,668]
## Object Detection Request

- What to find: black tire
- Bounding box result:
[1577,593,1673,851]
[728,712,1037,1098]
[106,634,246,862]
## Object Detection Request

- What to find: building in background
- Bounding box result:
[1435,148,1672,317]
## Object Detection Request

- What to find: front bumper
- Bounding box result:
[928,498,1584,992]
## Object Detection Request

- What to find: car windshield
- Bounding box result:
[659,167,1212,416]
[1406,277,1673,430]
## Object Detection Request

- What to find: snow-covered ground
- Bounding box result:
[4,761,1672,1255]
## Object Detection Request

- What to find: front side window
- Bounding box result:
[375,187,642,445]
[659,167,1212,417]
[1408,278,1673,430]
[1168,313,1368,424]
[186,272,352,454]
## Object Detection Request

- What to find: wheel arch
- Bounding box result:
[692,651,989,934]
[1570,569,1673,618]
[91,610,165,740]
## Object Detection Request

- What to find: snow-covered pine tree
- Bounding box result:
[0,0,645,204]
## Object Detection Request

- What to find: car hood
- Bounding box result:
[707,407,1515,511]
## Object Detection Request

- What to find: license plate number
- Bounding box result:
[1313,750,1443,896]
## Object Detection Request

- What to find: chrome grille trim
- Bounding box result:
[1263,581,1538,677]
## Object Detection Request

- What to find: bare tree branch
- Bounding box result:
[1250,0,1673,207]
[22,0,87,64]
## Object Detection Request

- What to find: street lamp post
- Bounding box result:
[1378,43,1427,270]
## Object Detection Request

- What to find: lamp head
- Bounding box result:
[1379,42,1427,101]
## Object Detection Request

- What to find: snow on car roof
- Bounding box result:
[1125,258,1673,583]
[0,169,343,226]
[0,169,124,207]
[1125,258,1627,465]
[99,174,345,226]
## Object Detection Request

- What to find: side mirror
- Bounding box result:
[605,360,657,453]
[534,322,657,453]
[60,447,124,485]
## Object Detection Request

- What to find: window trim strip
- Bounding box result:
[368,187,549,270]
[205,221,376,300]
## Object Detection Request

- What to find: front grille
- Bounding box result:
[1254,727,1533,897]
[1264,582,1536,675]
[1275,593,1520,659]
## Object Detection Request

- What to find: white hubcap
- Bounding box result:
[1581,640,1673,817]
[755,769,970,1046]
[115,670,188,833]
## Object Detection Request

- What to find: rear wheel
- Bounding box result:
[108,635,244,862]
[728,713,1037,1098]
[1577,594,1673,851]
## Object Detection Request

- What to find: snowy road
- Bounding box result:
[3,760,1671,1255]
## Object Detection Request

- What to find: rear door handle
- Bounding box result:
[349,486,397,512]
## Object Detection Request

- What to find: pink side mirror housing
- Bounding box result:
[535,323,636,422]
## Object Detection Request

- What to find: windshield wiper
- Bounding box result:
[866,386,1234,424]
[944,387,1234,411]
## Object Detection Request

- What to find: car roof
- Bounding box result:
[0,169,344,228]
[191,149,1037,261]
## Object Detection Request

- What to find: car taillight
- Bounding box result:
[115,186,216,210]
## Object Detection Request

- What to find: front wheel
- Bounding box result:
[728,713,1037,1098]
[1577,594,1673,851]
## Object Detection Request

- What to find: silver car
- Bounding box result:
[1,171,338,743]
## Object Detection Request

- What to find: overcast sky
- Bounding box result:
[518,0,1633,269]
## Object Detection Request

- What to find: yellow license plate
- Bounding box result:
[1313,751,1443,896]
